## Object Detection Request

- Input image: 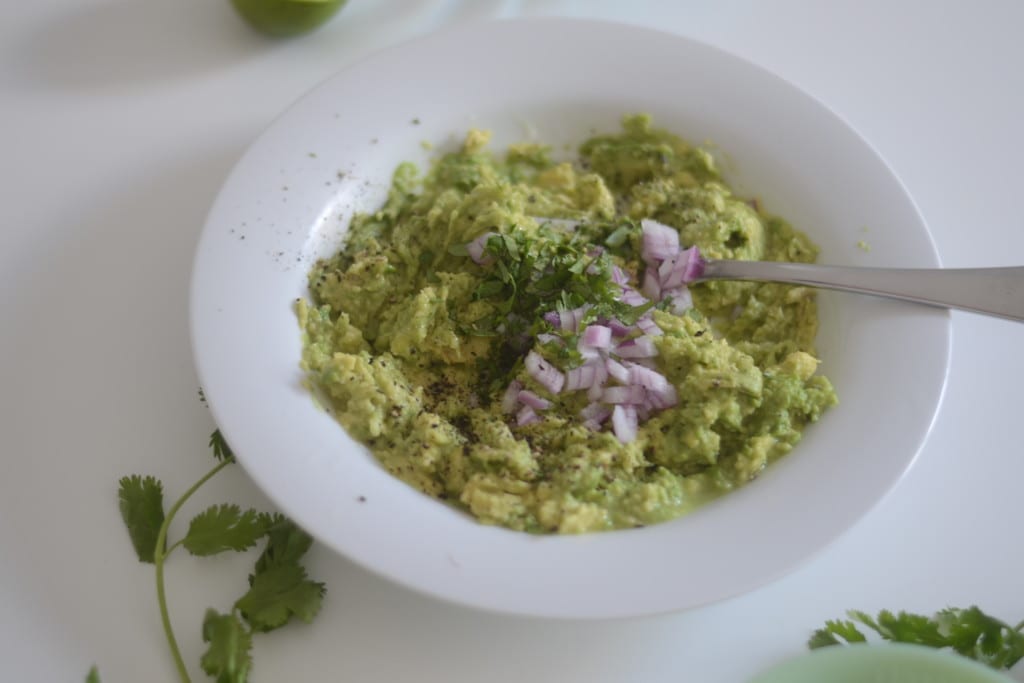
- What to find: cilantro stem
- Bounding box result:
[153,459,232,683]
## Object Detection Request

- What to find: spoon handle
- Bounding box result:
[699,260,1024,322]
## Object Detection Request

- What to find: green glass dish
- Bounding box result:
[750,644,1015,683]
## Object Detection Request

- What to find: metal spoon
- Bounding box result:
[696,261,1024,322]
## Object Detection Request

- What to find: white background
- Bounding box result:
[2,1,1022,681]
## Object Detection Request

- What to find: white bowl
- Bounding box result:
[190,18,950,618]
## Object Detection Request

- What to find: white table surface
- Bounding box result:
[3,1,1023,681]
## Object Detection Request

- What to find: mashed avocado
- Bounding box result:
[298,115,837,534]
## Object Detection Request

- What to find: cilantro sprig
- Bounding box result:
[809,606,1024,670]
[97,429,326,683]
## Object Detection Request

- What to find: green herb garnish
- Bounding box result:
[809,606,1024,670]
[93,429,326,683]
[467,225,647,339]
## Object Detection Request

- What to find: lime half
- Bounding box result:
[231,0,348,37]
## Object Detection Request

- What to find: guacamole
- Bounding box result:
[298,115,837,534]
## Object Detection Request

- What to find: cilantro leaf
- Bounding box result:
[209,429,235,462]
[200,609,253,683]
[937,607,1024,669]
[810,606,1024,670]
[235,564,326,632]
[183,504,266,556]
[253,513,314,575]
[869,609,947,648]
[85,666,101,683]
[117,475,165,563]
[808,619,867,648]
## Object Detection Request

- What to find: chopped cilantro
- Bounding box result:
[810,606,1024,670]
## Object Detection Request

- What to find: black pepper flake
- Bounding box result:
[357,495,366,503]
[411,118,421,125]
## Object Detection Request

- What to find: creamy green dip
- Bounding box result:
[298,115,837,534]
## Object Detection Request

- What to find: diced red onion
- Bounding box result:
[602,384,646,405]
[659,252,687,290]
[577,343,601,362]
[620,288,648,307]
[581,402,613,431]
[587,363,609,402]
[580,402,612,422]
[611,265,629,285]
[518,389,552,410]
[517,405,541,426]
[581,325,612,349]
[627,363,670,393]
[607,318,631,337]
[565,364,598,391]
[501,380,522,414]
[681,246,705,283]
[636,316,663,336]
[611,405,638,443]
[642,266,662,300]
[525,350,565,394]
[542,311,560,327]
[614,336,658,359]
[555,305,590,332]
[659,246,705,289]
[467,232,497,265]
[646,383,679,410]
[640,219,680,265]
[605,358,630,383]
[665,287,693,314]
